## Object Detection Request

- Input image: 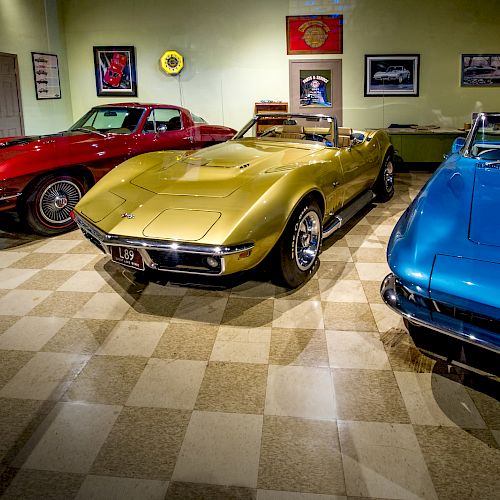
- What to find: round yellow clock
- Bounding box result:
[160,50,184,75]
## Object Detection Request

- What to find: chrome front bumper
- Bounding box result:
[74,213,254,276]
[381,273,500,355]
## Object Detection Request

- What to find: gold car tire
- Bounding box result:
[274,200,322,289]
[373,152,395,202]
[24,173,86,236]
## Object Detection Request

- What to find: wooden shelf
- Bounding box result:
[254,102,288,135]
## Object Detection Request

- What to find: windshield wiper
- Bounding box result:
[72,127,107,137]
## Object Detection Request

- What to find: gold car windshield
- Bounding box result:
[234,112,337,147]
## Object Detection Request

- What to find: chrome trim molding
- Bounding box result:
[381,273,500,354]
[75,213,253,256]
[0,192,22,202]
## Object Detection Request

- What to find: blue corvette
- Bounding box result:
[382,112,500,375]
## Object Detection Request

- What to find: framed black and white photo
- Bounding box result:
[365,55,419,97]
[461,54,500,87]
[93,46,137,97]
[31,52,61,100]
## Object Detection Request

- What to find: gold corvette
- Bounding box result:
[73,113,394,288]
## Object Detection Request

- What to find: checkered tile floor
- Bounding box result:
[0,172,499,499]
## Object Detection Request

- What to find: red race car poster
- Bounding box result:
[93,46,137,97]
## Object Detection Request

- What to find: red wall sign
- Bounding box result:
[287,15,343,55]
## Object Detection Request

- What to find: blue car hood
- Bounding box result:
[469,164,500,247]
[430,254,500,319]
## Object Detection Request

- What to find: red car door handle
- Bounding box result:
[182,136,194,142]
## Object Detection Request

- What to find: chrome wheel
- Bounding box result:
[384,159,394,192]
[38,179,82,224]
[294,209,321,271]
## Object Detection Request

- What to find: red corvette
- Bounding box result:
[0,103,236,235]
[103,53,128,88]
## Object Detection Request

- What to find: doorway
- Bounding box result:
[289,59,342,125]
[0,53,24,138]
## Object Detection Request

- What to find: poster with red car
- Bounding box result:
[93,46,137,96]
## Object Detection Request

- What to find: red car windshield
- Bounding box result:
[69,107,145,134]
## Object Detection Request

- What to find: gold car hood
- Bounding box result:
[130,140,316,197]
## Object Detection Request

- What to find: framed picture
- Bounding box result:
[286,15,342,55]
[93,46,137,97]
[31,52,61,100]
[461,54,500,87]
[365,54,420,97]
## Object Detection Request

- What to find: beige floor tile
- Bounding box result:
[354,262,391,281]
[0,316,18,334]
[316,262,359,280]
[17,402,120,473]
[319,279,367,303]
[2,469,84,499]
[173,410,262,488]
[0,316,68,351]
[92,407,190,480]
[322,302,377,332]
[141,281,187,296]
[195,361,267,414]
[0,268,39,289]
[28,291,94,318]
[276,278,321,301]
[373,224,395,237]
[493,430,500,447]
[257,491,345,499]
[345,235,383,249]
[57,270,108,292]
[221,297,274,327]
[171,295,228,324]
[273,300,324,329]
[415,426,500,500]
[44,253,97,271]
[153,323,218,360]
[0,350,35,389]
[269,328,329,367]
[350,247,387,263]
[167,481,255,500]
[332,369,409,423]
[96,321,166,357]
[319,245,353,263]
[41,318,117,354]
[0,251,28,268]
[34,240,82,254]
[64,355,147,405]
[339,420,437,500]
[395,372,486,428]
[370,303,405,332]
[76,475,168,500]
[124,294,183,321]
[68,240,103,255]
[74,292,131,320]
[258,416,345,495]
[0,397,54,463]
[210,326,271,364]
[0,352,89,400]
[0,290,52,318]
[229,280,276,298]
[361,280,384,304]
[11,252,61,269]
[466,378,500,429]
[326,330,390,370]
[127,358,206,409]
[18,270,75,290]
[265,365,335,420]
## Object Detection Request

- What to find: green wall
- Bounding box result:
[2,0,500,133]
[0,0,73,134]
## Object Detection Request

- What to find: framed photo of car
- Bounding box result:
[31,52,61,100]
[364,55,420,97]
[93,46,137,97]
[461,54,500,87]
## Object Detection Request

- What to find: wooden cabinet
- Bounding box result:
[254,102,288,135]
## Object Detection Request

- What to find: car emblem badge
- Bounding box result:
[121,213,135,219]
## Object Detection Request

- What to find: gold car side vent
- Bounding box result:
[265,164,297,173]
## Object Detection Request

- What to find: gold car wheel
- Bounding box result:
[384,159,394,192]
[295,209,321,271]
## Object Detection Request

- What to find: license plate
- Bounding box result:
[111,246,144,270]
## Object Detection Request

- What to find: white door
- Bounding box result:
[0,53,24,138]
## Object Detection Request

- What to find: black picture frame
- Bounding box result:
[31,52,61,100]
[93,46,137,97]
[364,54,420,97]
[461,54,500,87]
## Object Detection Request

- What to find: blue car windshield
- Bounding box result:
[469,113,500,160]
